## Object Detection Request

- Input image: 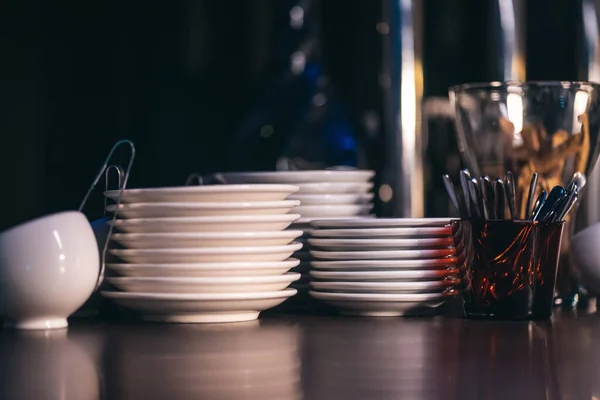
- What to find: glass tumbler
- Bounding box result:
[453,220,565,320]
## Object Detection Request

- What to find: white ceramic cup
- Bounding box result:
[0,211,100,330]
[572,222,600,294]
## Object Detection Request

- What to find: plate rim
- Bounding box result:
[101,288,298,300]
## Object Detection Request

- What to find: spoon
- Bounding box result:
[557,186,579,221]
[567,172,587,193]
[442,174,461,214]
[504,171,516,220]
[468,178,483,218]
[533,186,565,222]
[483,176,496,219]
[525,172,539,220]
[494,179,505,220]
[471,177,485,219]
[479,177,490,219]
[460,169,473,218]
[530,190,547,221]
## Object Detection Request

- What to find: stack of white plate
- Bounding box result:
[307,218,460,316]
[216,170,376,299]
[99,184,305,323]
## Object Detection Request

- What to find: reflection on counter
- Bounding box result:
[303,317,461,399]
[2,315,600,399]
[103,320,302,400]
[0,329,100,400]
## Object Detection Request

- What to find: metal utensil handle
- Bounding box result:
[525,172,539,220]
[79,140,136,291]
[103,165,125,212]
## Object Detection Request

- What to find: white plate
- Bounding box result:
[307,237,454,250]
[311,258,458,270]
[107,273,301,293]
[110,242,303,263]
[111,230,304,249]
[293,215,376,226]
[296,182,374,194]
[288,193,374,205]
[217,170,375,184]
[309,278,459,293]
[294,204,373,218]
[107,200,300,219]
[104,184,299,203]
[309,291,454,316]
[101,289,297,323]
[310,248,455,260]
[108,214,301,233]
[310,218,455,229]
[106,258,301,277]
[310,269,459,281]
[309,226,453,238]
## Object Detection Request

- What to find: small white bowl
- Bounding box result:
[0,211,99,329]
[571,223,600,293]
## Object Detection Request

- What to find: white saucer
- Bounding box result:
[107,273,301,293]
[104,184,299,203]
[101,289,298,323]
[217,170,375,184]
[111,230,304,249]
[296,182,374,194]
[110,242,303,263]
[106,258,300,277]
[310,248,455,260]
[310,258,458,270]
[288,193,374,205]
[307,237,454,250]
[310,218,455,229]
[309,226,453,238]
[294,204,373,218]
[106,200,300,219]
[310,269,459,281]
[309,278,459,293]
[108,214,301,233]
[308,291,454,316]
[294,215,376,225]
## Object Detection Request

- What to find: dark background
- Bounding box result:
[0,0,579,230]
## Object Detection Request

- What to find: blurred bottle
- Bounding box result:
[229,0,360,172]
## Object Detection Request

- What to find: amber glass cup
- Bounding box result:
[452,220,564,320]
